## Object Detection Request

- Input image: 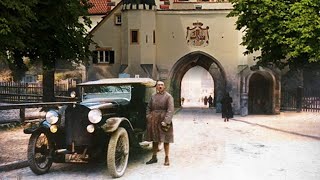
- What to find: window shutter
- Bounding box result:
[99,51,104,62]
[110,51,115,64]
[92,51,98,64]
[105,51,110,62]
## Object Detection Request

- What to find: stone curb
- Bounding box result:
[0,160,28,172]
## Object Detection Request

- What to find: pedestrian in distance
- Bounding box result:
[181,97,185,105]
[145,80,174,166]
[204,96,208,106]
[221,92,233,122]
[208,95,213,107]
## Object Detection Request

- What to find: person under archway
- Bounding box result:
[221,92,233,122]
[208,95,213,108]
[204,96,208,106]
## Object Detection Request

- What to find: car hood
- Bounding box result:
[80,98,130,109]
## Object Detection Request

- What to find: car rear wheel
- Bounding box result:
[107,127,129,178]
[27,132,53,175]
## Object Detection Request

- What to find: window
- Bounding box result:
[82,85,131,101]
[92,50,115,64]
[114,14,121,25]
[131,30,139,44]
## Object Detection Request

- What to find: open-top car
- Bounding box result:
[24,78,156,178]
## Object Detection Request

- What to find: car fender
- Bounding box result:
[23,120,51,134]
[102,117,134,133]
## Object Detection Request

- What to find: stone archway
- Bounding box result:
[166,51,227,112]
[240,67,280,115]
[248,72,273,114]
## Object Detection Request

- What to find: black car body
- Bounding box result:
[24,78,156,178]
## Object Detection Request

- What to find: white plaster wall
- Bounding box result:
[155,10,241,77]
[124,10,156,66]
[140,11,156,65]
[121,11,129,65]
[170,1,233,10]
[119,10,157,77]
[91,12,122,53]
[79,15,104,32]
[126,10,141,67]
[87,6,123,80]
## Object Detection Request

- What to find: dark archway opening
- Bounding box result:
[248,73,272,114]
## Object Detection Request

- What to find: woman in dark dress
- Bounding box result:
[221,92,233,122]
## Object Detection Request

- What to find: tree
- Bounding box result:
[228,0,320,69]
[0,0,37,80]
[28,0,93,102]
[1,0,93,101]
[0,0,37,54]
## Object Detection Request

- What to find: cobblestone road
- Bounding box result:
[1,108,320,180]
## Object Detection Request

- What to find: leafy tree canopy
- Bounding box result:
[0,0,92,76]
[24,0,93,69]
[0,0,38,79]
[0,0,37,53]
[228,0,320,69]
[1,0,93,101]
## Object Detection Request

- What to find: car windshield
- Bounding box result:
[82,85,131,101]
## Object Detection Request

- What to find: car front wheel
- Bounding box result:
[107,127,129,178]
[27,132,53,175]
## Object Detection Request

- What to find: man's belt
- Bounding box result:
[152,110,166,112]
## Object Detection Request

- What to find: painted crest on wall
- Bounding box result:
[186,22,209,46]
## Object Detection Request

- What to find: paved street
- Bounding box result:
[1,108,320,180]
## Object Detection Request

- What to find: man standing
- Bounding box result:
[145,80,174,166]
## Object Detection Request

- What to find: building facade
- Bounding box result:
[87,0,281,116]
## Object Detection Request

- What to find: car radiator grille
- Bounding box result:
[65,105,92,146]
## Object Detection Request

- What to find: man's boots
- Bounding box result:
[146,155,158,164]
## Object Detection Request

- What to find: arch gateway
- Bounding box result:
[87,1,281,116]
[167,51,227,112]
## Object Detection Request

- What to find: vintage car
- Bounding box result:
[24,78,156,178]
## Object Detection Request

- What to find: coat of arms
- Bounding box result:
[186,22,209,46]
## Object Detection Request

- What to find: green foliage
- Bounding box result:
[25,0,93,70]
[0,0,93,75]
[1,0,93,101]
[0,0,36,79]
[228,0,320,69]
[0,0,37,57]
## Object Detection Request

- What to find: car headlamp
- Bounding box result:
[88,109,102,124]
[70,91,76,98]
[46,110,59,124]
[87,124,95,133]
[50,125,58,133]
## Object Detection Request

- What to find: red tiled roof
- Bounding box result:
[88,0,112,15]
